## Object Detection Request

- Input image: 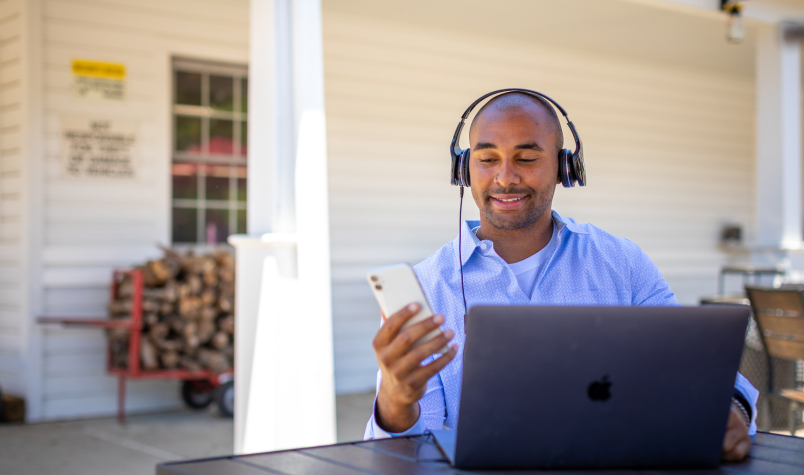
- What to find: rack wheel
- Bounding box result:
[181,380,214,410]
[215,380,234,418]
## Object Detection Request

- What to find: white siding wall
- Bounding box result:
[0,0,24,397]
[8,0,765,413]
[322,11,755,393]
[35,0,248,420]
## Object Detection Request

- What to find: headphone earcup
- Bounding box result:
[450,149,461,186]
[460,149,471,187]
[450,148,471,187]
[571,150,586,186]
[558,149,573,188]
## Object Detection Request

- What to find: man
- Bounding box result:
[364,92,758,462]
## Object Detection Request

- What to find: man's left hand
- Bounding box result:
[722,402,751,462]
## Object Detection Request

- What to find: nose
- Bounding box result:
[495,157,520,188]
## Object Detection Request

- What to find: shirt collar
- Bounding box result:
[552,210,590,235]
[453,210,589,266]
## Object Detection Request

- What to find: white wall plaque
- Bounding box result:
[61,117,138,179]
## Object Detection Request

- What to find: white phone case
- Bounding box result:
[367,263,448,354]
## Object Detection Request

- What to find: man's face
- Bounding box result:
[468,105,559,231]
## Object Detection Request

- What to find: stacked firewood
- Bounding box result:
[107,248,235,373]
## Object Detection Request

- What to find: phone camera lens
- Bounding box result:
[374,284,382,291]
[370,275,378,282]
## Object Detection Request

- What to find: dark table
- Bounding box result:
[158,432,804,474]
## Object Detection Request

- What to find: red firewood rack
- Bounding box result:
[38,268,233,423]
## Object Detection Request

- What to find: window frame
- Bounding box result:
[171,58,248,245]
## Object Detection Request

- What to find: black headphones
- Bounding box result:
[450,88,586,188]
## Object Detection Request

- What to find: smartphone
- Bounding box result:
[367,263,448,354]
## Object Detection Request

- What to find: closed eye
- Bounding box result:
[517,154,541,162]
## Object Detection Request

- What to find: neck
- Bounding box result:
[476,209,554,264]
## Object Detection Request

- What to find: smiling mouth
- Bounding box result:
[489,195,528,209]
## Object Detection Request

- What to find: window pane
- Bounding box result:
[176,71,202,105]
[173,207,198,243]
[241,78,248,113]
[176,116,202,154]
[210,75,234,111]
[209,119,234,155]
[237,179,247,201]
[236,166,247,201]
[240,120,247,157]
[237,209,247,234]
[205,209,230,244]
[204,165,230,201]
[172,163,197,199]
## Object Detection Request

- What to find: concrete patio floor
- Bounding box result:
[0,391,375,475]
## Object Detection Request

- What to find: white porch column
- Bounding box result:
[755,24,802,250]
[234,0,334,454]
[247,0,297,236]
[290,0,336,448]
[247,0,276,236]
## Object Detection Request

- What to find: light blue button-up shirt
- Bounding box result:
[364,211,759,439]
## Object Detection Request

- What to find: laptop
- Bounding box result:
[431,305,749,469]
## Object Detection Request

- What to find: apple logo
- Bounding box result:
[587,375,612,402]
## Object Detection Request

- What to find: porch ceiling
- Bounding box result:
[325,0,762,78]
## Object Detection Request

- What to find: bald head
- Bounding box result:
[468,92,564,153]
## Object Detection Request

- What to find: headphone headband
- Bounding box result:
[460,88,569,120]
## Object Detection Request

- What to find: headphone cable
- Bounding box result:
[459,186,468,327]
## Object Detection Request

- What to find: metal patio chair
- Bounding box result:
[744,286,804,435]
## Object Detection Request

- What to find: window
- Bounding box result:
[172,59,248,244]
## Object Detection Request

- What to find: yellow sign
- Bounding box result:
[71,59,126,80]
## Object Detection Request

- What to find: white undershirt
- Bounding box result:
[505,220,558,298]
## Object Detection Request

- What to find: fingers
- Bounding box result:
[722,425,740,455]
[408,344,459,387]
[384,313,446,362]
[371,304,456,416]
[372,303,421,350]
[722,432,751,462]
[732,438,751,461]
[395,328,455,374]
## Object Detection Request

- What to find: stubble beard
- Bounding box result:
[472,184,555,231]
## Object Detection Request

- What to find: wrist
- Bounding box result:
[376,390,420,433]
[732,398,750,426]
[733,391,752,423]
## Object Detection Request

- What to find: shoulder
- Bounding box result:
[556,213,659,278]
[556,213,676,305]
[559,214,645,258]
